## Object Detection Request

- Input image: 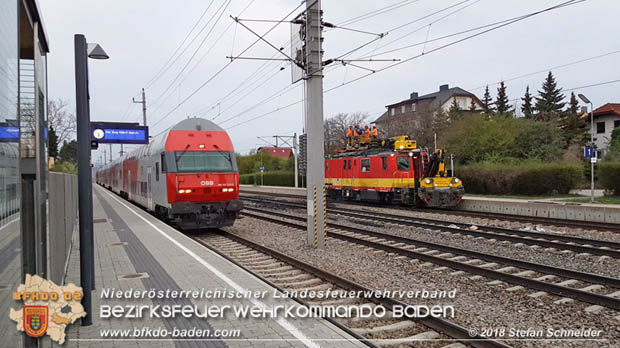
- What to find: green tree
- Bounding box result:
[605,128,620,161]
[469,98,477,111]
[448,98,462,120]
[495,81,513,115]
[521,85,534,119]
[48,126,59,158]
[535,71,565,121]
[482,85,493,114]
[561,92,587,149]
[442,114,563,164]
[58,140,78,164]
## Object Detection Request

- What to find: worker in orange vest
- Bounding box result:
[346,125,353,137]
[364,125,370,136]
[354,125,361,137]
[371,125,378,137]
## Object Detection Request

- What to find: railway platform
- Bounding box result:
[59,185,366,348]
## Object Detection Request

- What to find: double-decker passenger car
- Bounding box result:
[96,118,242,229]
[324,136,464,208]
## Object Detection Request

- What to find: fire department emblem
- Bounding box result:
[23,305,48,338]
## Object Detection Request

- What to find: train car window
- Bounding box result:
[160,153,166,173]
[397,156,410,171]
[325,161,329,170]
[155,163,160,181]
[343,160,347,170]
[381,157,388,170]
[361,158,370,172]
[175,151,235,173]
[347,160,351,170]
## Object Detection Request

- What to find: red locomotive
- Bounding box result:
[325,135,464,208]
[96,118,242,229]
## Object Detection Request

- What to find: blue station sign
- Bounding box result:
[0,126,19,143]
[90,122,149,144]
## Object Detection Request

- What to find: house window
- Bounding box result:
[615,120,620,129]
[412,103,416,112]
[401,105,405,114]
[361,158,370,172]
[390,108,395,116]
[596,122,605,134]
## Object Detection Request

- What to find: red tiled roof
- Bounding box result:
[593,103,620,117]
[258,147,293,159]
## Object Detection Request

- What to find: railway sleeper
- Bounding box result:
[374,331,440,347]
[352,320,418,335]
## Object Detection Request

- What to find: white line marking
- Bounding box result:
[98,187,322,348]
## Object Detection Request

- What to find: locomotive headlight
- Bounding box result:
[178,189,185,194]
[424,178,433,185]
[198,144,205,149]
[451,178,460,184]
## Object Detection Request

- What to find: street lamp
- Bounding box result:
[578,93,594,203]
[74,34,108,326]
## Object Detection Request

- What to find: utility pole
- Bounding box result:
[109,144,113,162]
[304,0,326,249]
[133,88,147,126]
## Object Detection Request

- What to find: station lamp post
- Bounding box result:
[578,93,594,203]
[74,34,109,326]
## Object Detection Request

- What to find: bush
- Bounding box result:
[239,171,305,187]
[456,162,581,195]
[50,161,77,174]
[598,162,620,195]
[442,114,564,164]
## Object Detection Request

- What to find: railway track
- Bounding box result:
[242,196,620,259]
[241,207,620,312]
[240,192,620,233]
[192,230,512,348]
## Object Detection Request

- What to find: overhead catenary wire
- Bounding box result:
[225,0,584,130]
[143,0,216,90]
[361,0,583,60]
[149,0,233,109]
[150,0,307,130]
[468,48,620,91]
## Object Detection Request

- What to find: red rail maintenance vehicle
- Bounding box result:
[96,118,242,229]
[325,135,464,208]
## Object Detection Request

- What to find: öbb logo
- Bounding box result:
[200,180,214,186]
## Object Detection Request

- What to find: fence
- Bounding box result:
[48,172,78,285]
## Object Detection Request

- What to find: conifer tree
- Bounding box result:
[568,92,579,115]
[521,85,534,119]
[448,97,462,120]
[482,85,493,114]
[535,71,565,121]
[562,92,587,147]
[495,81,513,115]
[469,98,477,111]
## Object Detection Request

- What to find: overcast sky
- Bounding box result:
[39,0,620,162]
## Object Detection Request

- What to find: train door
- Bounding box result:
[147,167,153,211]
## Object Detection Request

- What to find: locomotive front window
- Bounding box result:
[361,158,370,172]
[397,156,411,171]
[174,151,235,173]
